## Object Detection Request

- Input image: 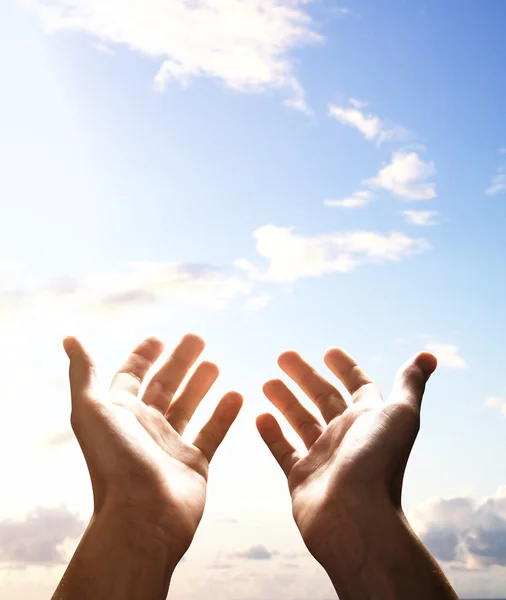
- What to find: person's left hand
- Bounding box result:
[64,333,243,563]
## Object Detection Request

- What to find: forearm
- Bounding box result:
[319,506,458,600]
[51,503,180,600]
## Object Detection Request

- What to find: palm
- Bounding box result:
[67,334,242,555]
[257,347,435,557]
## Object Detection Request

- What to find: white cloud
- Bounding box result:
[235,225,430,284]
[366,151,437,200]
[425,342,467,369]
[403,210,439,226]
[26,0,321,111]
[324,190,373,209]
[485,167,506,196]
[93,42,115,55]
[349,97,368,109]
[244,294,270,312]
[485,396,506,418]
[328,99,410,145]
[329,104,382,140]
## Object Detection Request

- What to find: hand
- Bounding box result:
[256,348,437,567]
[65,333,243,563]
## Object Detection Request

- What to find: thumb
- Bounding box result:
[389,351,437,413]
[63,336,96,407]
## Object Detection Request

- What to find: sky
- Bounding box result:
[1,0,506,598]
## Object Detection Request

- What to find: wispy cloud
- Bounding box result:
[425,342,467,369]
[349,97,367,109]
[366,151,437,201]
[485,166,506,196]
[93,42,115,55]
[235,225,430,284]
[403,210,439,226]
[71,262,253,312]
[244,294,270,312]
[485,396,506,417]
[0,262,253,325]
[44,430,75,448]
[334,7,351,17]
[26,0,321,112]
[207,562,233,570]
[328,99,410,145]
[324,190,374,209]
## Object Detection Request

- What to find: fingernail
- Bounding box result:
[63,337,75,358]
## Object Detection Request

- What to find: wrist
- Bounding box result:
[311,493,401,576]
[52,499,182,600]
[316,502,457,600]
[95,498,185,570]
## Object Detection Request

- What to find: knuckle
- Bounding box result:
[385,402,420,432]
[400,363,424,385]
[70,408,83,431]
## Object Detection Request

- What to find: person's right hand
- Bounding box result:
[256,347,437,569]
[65,333,242,565]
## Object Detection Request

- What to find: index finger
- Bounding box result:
[141,334,205,413]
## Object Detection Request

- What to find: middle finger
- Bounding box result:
[278,351,348,423]
[141,333,205,414]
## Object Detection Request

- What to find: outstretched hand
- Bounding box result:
[65,333,242,562]
[256,348,437,566]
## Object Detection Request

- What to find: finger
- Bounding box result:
[388,352,437,413]
[193,392,243,463]
[278,351,347,423]
[263,379,323,449]
[63,337,96,409]
[256,413,300,478]
[166,361,220,434]
[324,348,380,403]
[141,334,205,414]
[110,337,165,398]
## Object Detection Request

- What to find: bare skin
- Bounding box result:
[52,334,242,600]
[257,348,459,600]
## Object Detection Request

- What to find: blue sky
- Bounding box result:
[1,1,506,598]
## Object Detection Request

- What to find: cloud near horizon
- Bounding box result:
[0,505,85,568]
[229,545,277,560]
[409,486,506,569]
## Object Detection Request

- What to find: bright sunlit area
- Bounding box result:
[0,1,505,599]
